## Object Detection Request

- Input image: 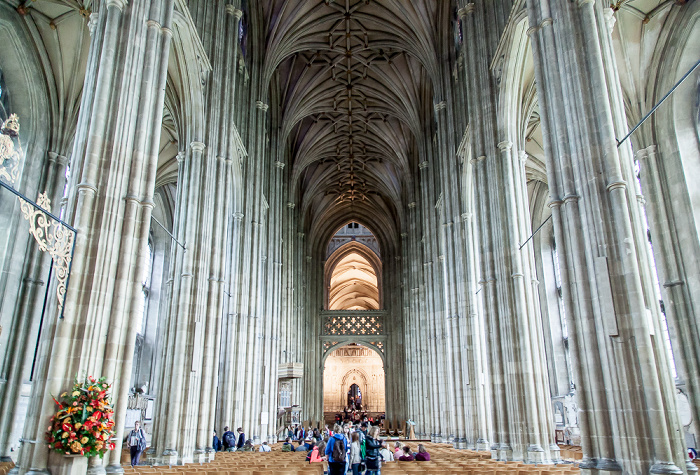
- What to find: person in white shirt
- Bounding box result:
[259,441,272,452]
[379,440,394,463]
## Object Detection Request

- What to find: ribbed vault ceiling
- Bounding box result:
[264,0,439,239]
[329,252,379,310]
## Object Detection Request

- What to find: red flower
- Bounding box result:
[62,422,72,432]
[92,411,103,421]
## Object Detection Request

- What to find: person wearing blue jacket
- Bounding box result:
[325,432,348,475]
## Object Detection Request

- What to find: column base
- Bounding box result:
[497,444,513,461]
[526,445,549,464]
[549,444,561,462]
[86,463,107,475]
[476,439,490,451]
[686,459,699,473]
[24,470,50,475]
[430,434,443,443]
[160,450,178,465]
[580,457,622,474]
[105,464,125,474]
[192,450,207,464]
[649,462,683,474]
[453,438,468,449]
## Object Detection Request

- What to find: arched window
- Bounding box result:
[0,69,10,122]
[635,159,678,379]
[134,239,154,335]
[551,237,574,389]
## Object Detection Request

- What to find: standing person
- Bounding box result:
[364,425,382,475]
[325,431,347,475]
[343,424,352,474]
[236,427,246,450]
[349,432,362,475]
[127,421,147,467]
[222,426,236,451]
[212,430,222,452]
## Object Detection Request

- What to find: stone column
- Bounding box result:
[526,0,688,472]
[9,1,174,474]
[0,150,68,462]
[461,1,555,463]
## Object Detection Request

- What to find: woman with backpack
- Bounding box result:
[325,431,347,475]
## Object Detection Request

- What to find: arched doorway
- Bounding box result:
[348,383,362,407]
[322,343,385,423]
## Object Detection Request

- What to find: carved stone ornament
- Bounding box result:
[18,192,75,315]
[0,114,23,186]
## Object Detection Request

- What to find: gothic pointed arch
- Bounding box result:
[325,239,383,311]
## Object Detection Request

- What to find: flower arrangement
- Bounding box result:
[46,376,116,457]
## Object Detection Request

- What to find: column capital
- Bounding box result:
[418,161,429,170]
[497,140,512,152]
[434,101,447,112]
[603,7,617,33]
[458,4,475,18]
[88,12,99,36]
[226,5,244,19]
[47,151,69,166]
[256,101,269,112]
[233,212,244,221]
[274,161,285,169]
[190,141,206,152]
[408,202,417,209]
[287,202,295,209]
[105,0,127,11]
[635,144,657,160]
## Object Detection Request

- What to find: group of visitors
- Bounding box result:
[212,426,247,452]
[392,441,431,461]
[281,420,431,475]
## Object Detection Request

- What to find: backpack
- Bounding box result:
[223,432,236,448]
[282,444,292,452]
[332,438,346,462]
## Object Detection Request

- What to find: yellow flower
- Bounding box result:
[71,391,79,397]
[103,433,109,440]
[61,432,69,439]
[74,423,82,430]
[86,406,94,413]
[80,437,88,444]
[60,392,68,398]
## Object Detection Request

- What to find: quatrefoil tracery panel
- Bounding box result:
[323,313,384,336]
